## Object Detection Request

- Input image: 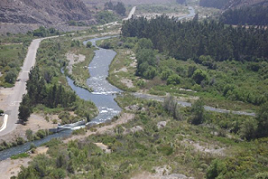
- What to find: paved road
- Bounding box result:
[123,6,136,21]
[0,36,58,136]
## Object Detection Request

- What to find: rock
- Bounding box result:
[130,125,143,133]
[157,121,167,129]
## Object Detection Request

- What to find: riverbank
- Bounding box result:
[0,113,57,144]
[0,146,48,179]
[0,112,134,178]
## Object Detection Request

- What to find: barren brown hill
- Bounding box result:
[0,0,93,34]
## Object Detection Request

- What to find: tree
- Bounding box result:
[86,41,92,48]
[136,49,156,78]
[239,118,258,140]
[5,70,17,84]
[18,94,32,124]
[206,159,226,179]
[192,69,208,84]
[189,99,205,125]
[256,102,268,138]
[137,38,153,51]
[114,2,126,16]
[167,74,181,85]
[164,95,183,120]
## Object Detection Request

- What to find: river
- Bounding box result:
[0,36,121,161]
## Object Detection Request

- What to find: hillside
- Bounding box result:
[200,0,268,10]
[0,0,93,34]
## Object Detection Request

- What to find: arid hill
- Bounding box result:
[0,0,93,34]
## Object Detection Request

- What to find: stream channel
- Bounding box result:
[0,36,121,161]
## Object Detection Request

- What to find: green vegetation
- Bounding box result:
[120,16,268,110]
[0,38,29,87]
[122,16,268,61]
[11,153,29,160]
[199,0,228,9]
[220,5,268,25]
[29,26,60,37]
[68,20,88,26]
[0,27,61,87]
[104,1,126,16]
[136,3,188,14]
[97,37,139,92]
[18,35,97,124]
[95,11,118,24]
[15,95,268,178]
[67,43,95,91]
[0,130,49,151]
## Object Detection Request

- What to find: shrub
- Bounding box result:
[206,159,226,179]
[167,74,181,85]
[239,118,258,140]
[255,172,268,179]
[256,102,268,138]
[11,153,29,160]
[86,41,92,48]
[26,129,33,141]
[189,99,205,125]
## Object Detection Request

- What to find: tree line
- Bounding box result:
[199,0,228,9]
[121,15,268,62]
[104,1,126,16]
[19,66,76,123]
[220,5,268,25]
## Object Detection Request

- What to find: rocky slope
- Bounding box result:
[200,0,268,10]
[224,0,268,10]
[0,0,93,34]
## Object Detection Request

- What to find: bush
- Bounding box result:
[167,74,181,85]
[206,159,226,179]
[16,137,25,145]
[239,118,258,140]
[26,129,33,141]
[5,70,17,84]
[11,153,29,160]
[256,102,268,138]
[255,172,268,179]
[189,99,205,125]
[192,69,208,84]
[86,41,92,48]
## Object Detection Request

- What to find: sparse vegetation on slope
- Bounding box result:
[15,95,268,178]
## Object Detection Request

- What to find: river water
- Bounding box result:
[0,36,121,160]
